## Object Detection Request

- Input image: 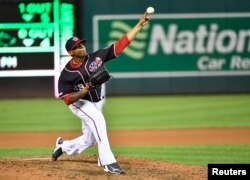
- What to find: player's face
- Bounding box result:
[71,43,87,58]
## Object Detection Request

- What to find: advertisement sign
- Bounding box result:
[94,13,250,78]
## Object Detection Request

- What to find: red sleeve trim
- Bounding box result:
[63,94,71,105]
[114,35,130,56]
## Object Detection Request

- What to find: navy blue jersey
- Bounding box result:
[58,44,116,102]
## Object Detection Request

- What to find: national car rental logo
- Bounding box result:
[107,21,150,60]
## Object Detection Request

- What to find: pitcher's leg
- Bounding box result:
[95,113,116,165]
[62,135,84,155]
[62,122,96,155]
[70,100,116,165]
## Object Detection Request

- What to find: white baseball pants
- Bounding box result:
[61,99,116,165]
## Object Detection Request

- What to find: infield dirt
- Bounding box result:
[0,128,250,179]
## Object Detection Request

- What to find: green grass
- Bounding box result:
[104,95,250,130]
[1,145,250,166]
[0,95,249,166]
[113,145,250,166]
[0,147,50,157]
[0,95,250,132]
[0,99,81,132]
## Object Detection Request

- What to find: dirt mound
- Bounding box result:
[0,154,206,180]
[1,128,249,179]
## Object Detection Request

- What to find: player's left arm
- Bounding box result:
[126,12,150,41]
[114,12,150,56]
[97,12,150,61]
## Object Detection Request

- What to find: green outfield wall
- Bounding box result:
[1,0,250,98]
[83,0,250,95]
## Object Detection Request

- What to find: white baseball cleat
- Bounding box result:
[51,137,64,161]
[55,137,64,148]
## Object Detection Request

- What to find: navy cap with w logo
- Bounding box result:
[65,37,86,51]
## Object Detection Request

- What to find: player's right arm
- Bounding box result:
[62,85,90,105]
[58,74,92,105]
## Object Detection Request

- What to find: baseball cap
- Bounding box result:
[65,36,86,51]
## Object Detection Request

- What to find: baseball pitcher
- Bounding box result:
[52,11,152,174]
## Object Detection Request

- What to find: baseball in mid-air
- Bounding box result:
[146,7,155,14]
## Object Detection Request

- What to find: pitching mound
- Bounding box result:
[1,128,249,179]
[0,154,206,180]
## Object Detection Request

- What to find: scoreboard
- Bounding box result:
[0,0,78,97]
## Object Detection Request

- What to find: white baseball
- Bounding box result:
[146,7,155,14]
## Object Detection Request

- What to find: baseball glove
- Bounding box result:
[89,67,111,87]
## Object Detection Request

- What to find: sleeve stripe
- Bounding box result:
[63,94,71,105]
[114,35,130,56]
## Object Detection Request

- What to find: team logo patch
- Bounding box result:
[72,37,79,41]
[89,57,103,72]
